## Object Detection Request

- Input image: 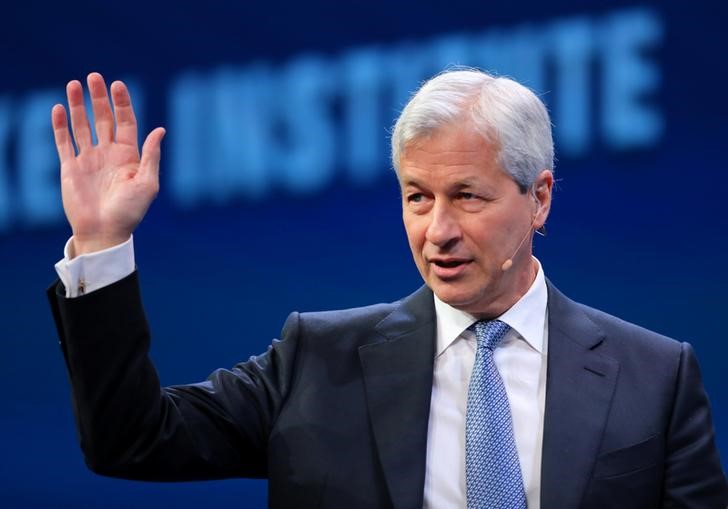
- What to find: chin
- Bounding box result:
[430,282,481,309]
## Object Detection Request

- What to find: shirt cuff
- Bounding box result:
[54,235,136,298]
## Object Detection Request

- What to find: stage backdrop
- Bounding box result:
[1,0,726,507]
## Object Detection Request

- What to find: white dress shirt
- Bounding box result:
[55,236,135,298]
[423,262,549,509]
[55,240,549,508]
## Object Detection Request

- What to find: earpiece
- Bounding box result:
[501,185,546,271]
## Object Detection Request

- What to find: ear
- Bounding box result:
[532,170,553,231]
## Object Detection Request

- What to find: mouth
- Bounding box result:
[429,258,472,278]
[434,259,467,268]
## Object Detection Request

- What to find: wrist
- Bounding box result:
[71,234,131,258]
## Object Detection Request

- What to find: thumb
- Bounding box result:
[139,127,166,183]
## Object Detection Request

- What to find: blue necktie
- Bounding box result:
[466,320,527,509]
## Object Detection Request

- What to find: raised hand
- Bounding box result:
[51,72,165,256]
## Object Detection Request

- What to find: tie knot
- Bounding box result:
[471,320,510,350]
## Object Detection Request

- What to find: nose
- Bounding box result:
[425,202,461,248]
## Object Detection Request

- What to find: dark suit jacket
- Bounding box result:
[48,272,728,508]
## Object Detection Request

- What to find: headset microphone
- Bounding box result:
[501,215,538,271]
[501,187,545,271]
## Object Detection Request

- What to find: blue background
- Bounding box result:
[1,0,726,507]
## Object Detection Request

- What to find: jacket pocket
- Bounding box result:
[592,433,662,479]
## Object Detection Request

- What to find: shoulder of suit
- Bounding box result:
[291,285,431,334]
[298,300,401,330]
[573,300,684,355]
[547,280,685,355]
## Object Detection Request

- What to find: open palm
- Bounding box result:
[52,73,165,255]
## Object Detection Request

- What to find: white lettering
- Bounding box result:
[18,91,62,226]
[1,7,665,232]
[601,8,663,149]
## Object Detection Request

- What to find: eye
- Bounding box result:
[456,191,488,212]
[405,192,432,213]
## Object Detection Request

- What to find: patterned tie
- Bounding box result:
[466,320,527,509]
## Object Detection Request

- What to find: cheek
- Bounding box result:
[403,217,426,249]
[406,232,426,259]
[462,220,509,257]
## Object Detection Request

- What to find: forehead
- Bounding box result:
[398,124,506,187]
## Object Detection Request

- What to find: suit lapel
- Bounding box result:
[540,282,620,509]
[359,286,435,509]
[358,281,619,509]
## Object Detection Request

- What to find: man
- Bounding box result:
[48,69,727,508]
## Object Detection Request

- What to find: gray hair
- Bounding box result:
[391,69,554,192]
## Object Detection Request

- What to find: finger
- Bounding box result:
[66,80,93,151]
[110,80,138,147]
[87,72,114,144]
[139,127,166,185]
[51,104,76,163]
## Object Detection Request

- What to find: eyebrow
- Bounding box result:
[402,177,484,192]
[400,176,424,189]
[450,178,479,190]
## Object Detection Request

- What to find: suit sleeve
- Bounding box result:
[663,342,728,507]
[47,271,301,481]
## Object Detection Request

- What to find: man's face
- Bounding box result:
[399,123,552,317]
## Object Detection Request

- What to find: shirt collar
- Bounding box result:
[433,258,548,357]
